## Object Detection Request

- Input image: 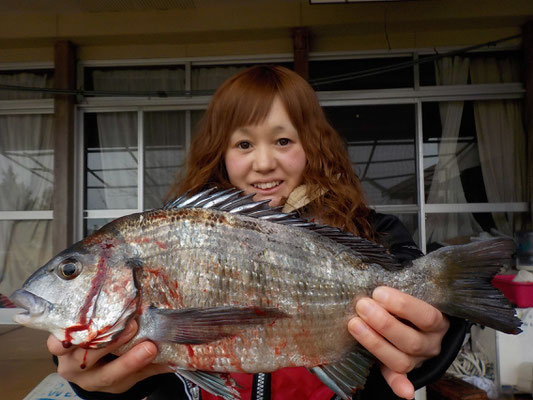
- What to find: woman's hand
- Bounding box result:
[47,319,172,394]
[348,286,450,399]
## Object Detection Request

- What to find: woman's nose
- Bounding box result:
[253,146,276,172]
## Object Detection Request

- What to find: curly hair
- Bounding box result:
[167,65,374,239]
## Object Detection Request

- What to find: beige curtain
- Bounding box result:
[426,56,482,244]
[470,57,527,235]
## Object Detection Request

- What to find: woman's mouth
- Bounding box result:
[252,181,282,191]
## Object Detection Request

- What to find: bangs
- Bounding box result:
[212,67,282,134]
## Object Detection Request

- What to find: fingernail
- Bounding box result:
[349,318,367,336]
[137,342,156,359]
[357,298,374,317]
[373,287,389,303]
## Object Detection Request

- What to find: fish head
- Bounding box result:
[10,239,139,349]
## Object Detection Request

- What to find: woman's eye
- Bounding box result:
[277,138,290,146]
[57,258,82,280]
[237,141,251,150]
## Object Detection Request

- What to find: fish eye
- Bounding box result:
[57,258,82,280]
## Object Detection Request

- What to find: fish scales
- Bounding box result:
[116,208,364,372]
[10,188,522,400]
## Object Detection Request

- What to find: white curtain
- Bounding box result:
[426,56,482,244]
[92,112,138,210]
[144,111,186,209]
[92,69,188,210]
[0,114,54,295]
[470,57,527,235]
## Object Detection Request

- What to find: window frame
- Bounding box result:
[76,50,528,252]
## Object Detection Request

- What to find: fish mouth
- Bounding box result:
[9,289,52,323]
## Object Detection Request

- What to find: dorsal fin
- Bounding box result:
[165,188,401,270]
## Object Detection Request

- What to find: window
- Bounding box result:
[0,67,54,299]
[76,51,528,253]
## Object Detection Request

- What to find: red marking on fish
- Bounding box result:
[64,324,91,347]
[252,307,266,316]
[155,241,167,250]
[147,213,168,221]
[78,256,108,326]
[80,349,89,369]
[225,337,244,372]
[142,268,184,308]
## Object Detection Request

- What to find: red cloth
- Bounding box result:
[200,367,334,400]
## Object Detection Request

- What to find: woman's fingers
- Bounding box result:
[353,288,449,359]
[349,287,451,398]
[348,316,424,374]
[49,318,172,394]
[71,341,171,393]
[380,366,415,400]
[49,319,139,371]
[372,287,449,334]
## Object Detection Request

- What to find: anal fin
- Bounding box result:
[173,369,241,400]
[310,345,375,400]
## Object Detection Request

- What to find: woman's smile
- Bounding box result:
[224,97,307,207]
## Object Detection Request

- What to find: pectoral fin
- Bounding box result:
[146,305,289,344]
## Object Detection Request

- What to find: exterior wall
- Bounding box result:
[0,0,531,64]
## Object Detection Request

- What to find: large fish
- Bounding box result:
[10,188,522,399]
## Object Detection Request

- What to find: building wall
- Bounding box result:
[0,0,531,64]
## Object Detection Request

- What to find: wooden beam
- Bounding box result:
[523,21,533,227]
[53,41,76,253]
[292,27,310,80]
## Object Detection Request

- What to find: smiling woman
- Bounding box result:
[224,97,307,207]
[172,65,375,238]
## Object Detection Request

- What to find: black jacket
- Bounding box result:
[70,212,467,400]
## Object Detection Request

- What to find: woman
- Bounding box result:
[48,65,466,400]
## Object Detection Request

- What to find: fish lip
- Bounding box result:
[9,289,52,318]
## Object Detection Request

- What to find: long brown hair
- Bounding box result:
[167,65,374,239]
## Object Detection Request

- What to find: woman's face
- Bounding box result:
[224,97,307,207]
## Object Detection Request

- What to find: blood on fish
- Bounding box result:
[62,341,72,348]
[252,307,266,316]
[187,345,195,358]
[80,349,89,369]
[78,256,108,326]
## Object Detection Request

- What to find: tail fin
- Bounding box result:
[433,238,522,334]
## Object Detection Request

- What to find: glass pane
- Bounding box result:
[309,57,414,91]
[423,212,522,250]
[0,114,54,211]
[426,212,484,249]
[84,218,114,236]
[86,66,186,94]
[423,101,485,204]
[191,62,294,92]
[0,70,54,100]
[85,112,138,210]
[0,220,53,298]
[144,111,187,210]
[324,104,417,206]
[392,213,419,248]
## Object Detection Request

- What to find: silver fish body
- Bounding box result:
[10,189,522,399]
